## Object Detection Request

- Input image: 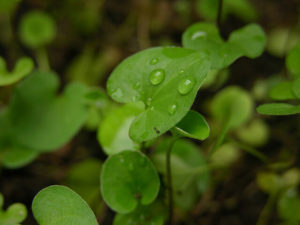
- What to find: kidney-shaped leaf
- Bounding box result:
[107,47,210,142]
[32,185,98,225]
[182,23,266,69]
[172,110,210,140]
[97,102,144,155]
[101,151,160,213]
[0,57,34,86]
[9,71,88,151]
[257,103,300,115]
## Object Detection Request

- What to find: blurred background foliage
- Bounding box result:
[0,0,300,225]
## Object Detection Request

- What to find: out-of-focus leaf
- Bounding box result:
[257,103,300,116]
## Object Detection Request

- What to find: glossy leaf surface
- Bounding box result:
[32,185,98,225]
[173,110,210,140]
[101,151,160,213]
[107,47,210,142]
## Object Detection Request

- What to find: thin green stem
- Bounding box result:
[36,47,50,71]
[166,136,180,225]
[208,119,230,157]
[256,190,278,225]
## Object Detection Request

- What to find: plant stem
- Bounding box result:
[217,0,224,33]
[36,47,50,71]
[256,190,278,225]
[166,136,179,225]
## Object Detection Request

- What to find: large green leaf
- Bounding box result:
[0,57,34,86]
[107,47,210,142]
[257,103,300,115]
[101,151,160,213]
[8,71,88,151]
[97,102,143,155]
[32,185,98,225]
[182,23,266,69]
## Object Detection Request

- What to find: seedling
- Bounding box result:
[0,193,27,225]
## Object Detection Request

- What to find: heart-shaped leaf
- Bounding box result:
[286,43,300,78]
[172,110,210,140]
[257,103,300,115]
[101,151,160,213]
[211,86,253,128]
[32,185,98,225]
[107,47,210,142]
[113,201,167,225]
[8,71,88,151]
[97,102,144,155]
[269,81,297,100]
[182,23,266,69]
[0,57,34,86]
[19,10,56,48]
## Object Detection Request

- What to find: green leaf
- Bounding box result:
[97,102,143,155]
[152,138,210,209]
[0,0,20,13]
[211,86,253,128]
[292,78,300,98]
[286,44,300,77]
[172,110,210,140]
[256,171,281,193]
[257,103,300,115]
[0,57,34,86]
[0,193,27,225]
[2,146,38,169]
[32,185,98,225]
[9,71,88,151]
[101,151,160,213]
[107,47,210,142]
[19,10,56,48]
[113,201,167,225]
[278,189,300,223]
[269,81,297,100]
[182,23,266,69]
[65,158,102,208]
[210,143,240,167]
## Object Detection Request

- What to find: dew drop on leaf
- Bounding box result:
[168,104,177,115]
[149,69,165,85]
[177,77,195,95]
[146,97,152,106]
[179,69,185,74]
[191,31,207,40]
[133,82,141,90]
[149,58,159,65]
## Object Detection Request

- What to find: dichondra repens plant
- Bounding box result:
[5,0,300,225]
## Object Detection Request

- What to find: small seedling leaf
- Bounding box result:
[257,103,300,115]
[101,151,160,213]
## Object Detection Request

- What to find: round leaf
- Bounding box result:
[32,185,98,225]
[257,103,300,116]
[0,57,34,86]
[172,110,210,140]
[107,47,210,142]
[211,86,253,128]
[101,151,160,213]
[19,11,56,48]
[97,102,143,155]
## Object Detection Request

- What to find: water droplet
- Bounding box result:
[149,69,165,85]
[111,88,123,98]
[150,106,155,111]
[191,31,207,40]
[133,82,141,90]
[150,58,159,65]
[128,163,134,171]
[146,97,152,106]
[177,77,195,95]
[168,104,177,115]
[179,69,185,74]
